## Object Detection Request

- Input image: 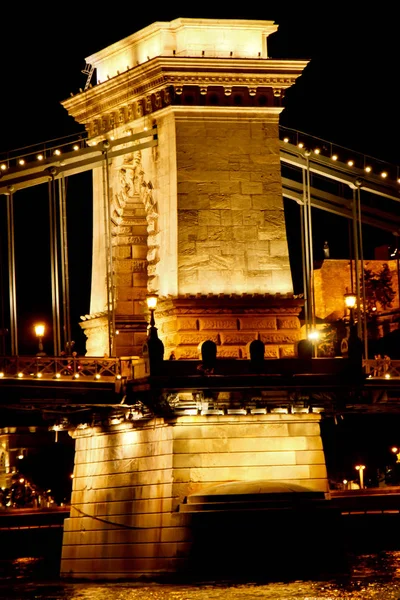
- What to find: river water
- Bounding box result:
[2,552,400,599]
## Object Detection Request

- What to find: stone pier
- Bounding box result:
[60,412,327,579]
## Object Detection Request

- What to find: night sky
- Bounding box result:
[0,7,399,352]
[0,7,400,486]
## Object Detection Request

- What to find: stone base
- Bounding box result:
[60,412,328,580]
[155,294,303,360]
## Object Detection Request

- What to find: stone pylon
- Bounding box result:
[62,18,309,358]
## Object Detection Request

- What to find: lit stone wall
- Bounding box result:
[61,413,327,579]
[174,108,292,295]
[314,259,399,321]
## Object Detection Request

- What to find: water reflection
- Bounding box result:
[2,552,400,599]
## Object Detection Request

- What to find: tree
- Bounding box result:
[362,263,395,314]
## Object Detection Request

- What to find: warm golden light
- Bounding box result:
[344,293,357,309]
[308,330,320,341]
[391,447,399,454]
[381,171,388,178]
[331,154,338,161]
[365,166,372,173]
[347,160,354,167]
[34,324,45,337]
[355,464,365,488]
[146,294,158,310]
[37,154,44,161]
[283,137,289,143]
[54,149,61,156]
[314,148,320,154]
[298,142,304,148]
[17,372,23,378]
[18,159,25,166]
[73,145,79,151]
[0,372,4,378]
[0,164,7,171]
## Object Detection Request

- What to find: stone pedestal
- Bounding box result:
[60,412,328,580]
[156,294,303,360]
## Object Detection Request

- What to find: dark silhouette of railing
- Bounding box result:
[0,356,133,381]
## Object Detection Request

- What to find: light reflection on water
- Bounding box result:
[2,553,400,599]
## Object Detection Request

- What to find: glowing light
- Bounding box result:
[34,324,45,337]
[0,372,4,378]
[18,159,25,166]
[37,154,44,161]
[283,137,289,143]
[146,294,158,310]
[308,330,320,341]
[298,142,304,148]
[55,372,61,379]
[365,166,372,173]
[36,372,42,378]
[95,374,101,380]
[347,160,354,167]
[331,154,338,161]
[74,373,80,379]
[385,373,391,379]
[381,171,388,178]
[0,164,7,171]
[344,293,357,308]
[116,374,122,380]
[17,372,23,378]
[73,145,79,151]
[314,148,320,154]
[54,149,61,156]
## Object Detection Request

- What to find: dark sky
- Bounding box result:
[1,7,399,159]
[0,6,399,353]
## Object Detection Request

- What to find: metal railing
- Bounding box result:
[364,359,400,378]
[0,356,135,381]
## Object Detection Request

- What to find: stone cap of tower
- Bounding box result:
[86,18,278,83]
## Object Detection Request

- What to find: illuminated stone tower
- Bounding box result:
[60,20,331,582]
[62,18,308,359]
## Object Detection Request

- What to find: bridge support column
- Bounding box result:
[60,412,328,580]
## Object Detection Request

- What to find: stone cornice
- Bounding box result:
[62,56,309,127]
[157,294,304,313]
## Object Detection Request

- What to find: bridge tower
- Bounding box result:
[59,19,330,581]
[62,17,308,360]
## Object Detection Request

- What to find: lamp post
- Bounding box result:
[307,329,320,358]
[355,464,365,489]
[344,291,357,328]
[146,294,158,331]
[34,324,46,356]
[143,293,164,372]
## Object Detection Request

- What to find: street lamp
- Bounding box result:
[146,294,158,331]
[344,292,357,327]
[34,323,46,356]
[307,329,320,358]
[143,293,164,372]
[355,464,366,489]
[391,447,400,463]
